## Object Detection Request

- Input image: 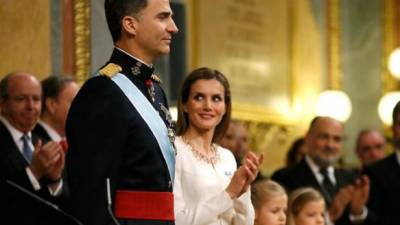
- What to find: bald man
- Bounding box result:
[0,72,66,224]
[355,129,386,168]
[272,116,374,225]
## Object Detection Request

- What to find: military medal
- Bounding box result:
[145,79,156,102]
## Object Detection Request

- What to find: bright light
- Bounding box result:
[388,48,400,79]
[378,92,400,125]
[316,90,352,122]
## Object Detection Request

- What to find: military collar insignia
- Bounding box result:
[131,62,142,76]
[99,63,122,78]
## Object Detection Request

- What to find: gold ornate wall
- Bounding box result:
[0,0,51,80]
[187,0,324,174]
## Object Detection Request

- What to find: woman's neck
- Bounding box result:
[182,128,214,154]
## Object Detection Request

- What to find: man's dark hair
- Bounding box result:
[393,100,400,125]
[41,75,76,112]
[0,72,20,102]
[0,74,11,102]
[104,0,148,42]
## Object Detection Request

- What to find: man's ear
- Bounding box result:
[46,98,57,115]
[121,16,138,36]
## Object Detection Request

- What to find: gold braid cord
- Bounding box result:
[74,0,91,85]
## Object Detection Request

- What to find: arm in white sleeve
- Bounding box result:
[232,189,255,225]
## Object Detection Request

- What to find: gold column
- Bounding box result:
[326,0,341,89]
[382,0,399,92]
[74,0,91,84]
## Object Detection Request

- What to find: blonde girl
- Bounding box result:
[251,180,287,225]
[287,187,326,225]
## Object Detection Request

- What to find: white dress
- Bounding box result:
[174,136,255,225]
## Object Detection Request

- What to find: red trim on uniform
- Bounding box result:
[114,190,174,221]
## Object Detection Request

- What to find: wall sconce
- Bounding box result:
[316,90,352,122]
[388,47,400,79]
[316,0,352,122]
[378,91,400,125]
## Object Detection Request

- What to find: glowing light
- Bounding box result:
[378,92,400,125]
[388,48,400,79]
[316,90,352,122]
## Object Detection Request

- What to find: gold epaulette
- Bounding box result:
[151,74,162,83]
[99,63,122,78]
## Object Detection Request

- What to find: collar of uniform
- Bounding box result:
[109,48,154,81]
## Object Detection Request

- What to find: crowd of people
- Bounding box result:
[1,1,398,225]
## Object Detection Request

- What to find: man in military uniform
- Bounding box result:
[65,0,178,225]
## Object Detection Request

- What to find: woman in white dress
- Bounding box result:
[174,67,262,225]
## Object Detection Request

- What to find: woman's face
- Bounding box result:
[255,194,287,225]
[185,79,226,133]
[294,200,325,225]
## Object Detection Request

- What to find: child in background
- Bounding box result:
[287,187,326,225]
[251,180,287,225]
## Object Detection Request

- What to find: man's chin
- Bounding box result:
[312,155,339,168]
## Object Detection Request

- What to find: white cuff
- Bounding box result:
[25,167,41,191]
[349,206,368,223]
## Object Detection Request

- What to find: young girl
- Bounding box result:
[287,187,326,225]
[251,180,288,225]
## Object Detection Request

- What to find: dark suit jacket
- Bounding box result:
[271,158,374,225]
[363,153,400,225]
[0,121,72,225]
[66,48,174,225]
[32,123,52,143]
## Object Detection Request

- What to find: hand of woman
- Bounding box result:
[225,152,263,198]
[241,152,263,193]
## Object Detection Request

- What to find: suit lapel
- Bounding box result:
[0,121,30,171]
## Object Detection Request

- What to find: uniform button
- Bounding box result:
[168,181,172,188]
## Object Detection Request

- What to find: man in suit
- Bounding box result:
[355,129,386,168]
[0,72,66,224]
[363,101,400,225]
[272,116,372,225]
[33,75,79,143]
[65,0,178,225]
[220,120,250,166]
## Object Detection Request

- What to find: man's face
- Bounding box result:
[236,124,250,160]
[1,73,41,133]
[47,82,79,136]
[306,117,343,168]
[133,0,178,61]
[356,131,386,166]
[220,122,238,153]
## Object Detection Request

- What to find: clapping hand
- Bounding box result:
[226,152,263,199]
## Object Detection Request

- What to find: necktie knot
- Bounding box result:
[21,134,33,163]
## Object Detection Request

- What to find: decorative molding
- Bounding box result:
[382,0,399,92]
[326,0,341,89]
[74,0,91,84]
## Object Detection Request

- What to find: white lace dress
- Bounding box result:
[173,136,254,225]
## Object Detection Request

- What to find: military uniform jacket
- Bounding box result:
[65,48,174,225]
[363,153,400,225]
